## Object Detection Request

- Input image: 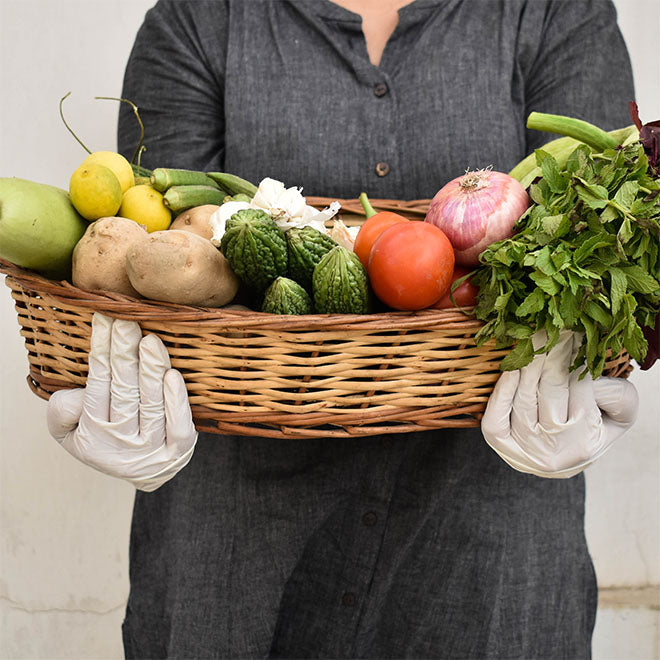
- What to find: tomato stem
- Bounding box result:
[359,192,377,218]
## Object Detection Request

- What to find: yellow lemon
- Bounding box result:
[119,184,172,232]
[82,151,135,193]
[69,163,123,220]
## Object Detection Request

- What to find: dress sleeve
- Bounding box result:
[117,0,229,171]
[520,0,635,152]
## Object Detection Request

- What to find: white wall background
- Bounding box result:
[0,1,658,658]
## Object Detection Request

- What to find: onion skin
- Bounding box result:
[425,169,530,266]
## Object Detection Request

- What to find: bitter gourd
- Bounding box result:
[262,277,313,315]
[286,226,338,291]
[313,246,370,314]
[220,208,288,292]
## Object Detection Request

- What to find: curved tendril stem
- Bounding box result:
[137,145,146,170]
[59,92,92,154]
[94,96,144,164]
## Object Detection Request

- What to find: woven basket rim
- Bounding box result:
[0,257,481,330]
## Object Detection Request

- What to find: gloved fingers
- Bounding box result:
[593,377,639,426]
[131,444,196,492]
[109,319,142,433]
[567,368,601,425]
[138,334,171,446]
[83,313,113,420]
[481,369,520,441]
[537,331,574,427]
[163,369,198,457]
[489,441,590,479]
[47,388,85,442]
[570,332,585,362]
[510,350,545,431]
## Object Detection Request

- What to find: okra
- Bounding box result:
[206,171,258,198]
[162,185,226,213]
[131,163,152,178]
[150,167,220,193]
[510,119,639,188]
[526,112,619,152]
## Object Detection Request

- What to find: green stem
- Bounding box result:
[527,112,618,152]
[59,92,92,154]
[95,96,144,165]
[358,192,377,218]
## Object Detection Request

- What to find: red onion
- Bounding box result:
[425,169,530,266]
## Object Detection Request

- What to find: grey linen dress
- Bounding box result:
[117,1,634,658]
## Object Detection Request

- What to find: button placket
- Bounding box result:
[366,73,399,191]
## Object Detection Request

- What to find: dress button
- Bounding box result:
[362,511,378,527]
[376,161,390,177]
[342,592,357,607]
[374,82,389,97]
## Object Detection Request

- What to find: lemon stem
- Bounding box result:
[95,96,145,165]
[59,92,92,154]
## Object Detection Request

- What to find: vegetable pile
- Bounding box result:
[472,110,660,377]
[473,140,660,376]
[0,95,658,376]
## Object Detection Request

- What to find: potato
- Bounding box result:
[168,204,219,240]
[72,216,148,296]
[125,229,239,307]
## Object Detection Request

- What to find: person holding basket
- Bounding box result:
[47,1,641,657]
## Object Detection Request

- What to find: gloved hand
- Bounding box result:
[481,331,638,478]
[47,313,198,492]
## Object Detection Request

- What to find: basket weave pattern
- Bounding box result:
[0,198,632,438]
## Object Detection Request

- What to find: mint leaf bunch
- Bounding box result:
[472,142,660,377]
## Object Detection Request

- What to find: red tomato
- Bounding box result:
[432,266,479,309]
[354,211,408,268]
[368,221,455,310]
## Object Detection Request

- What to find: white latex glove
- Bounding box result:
[481,331,638,478]
[47,313,198,492]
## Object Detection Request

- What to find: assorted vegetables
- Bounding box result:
[1,98,658,374]
[473,110,659,376]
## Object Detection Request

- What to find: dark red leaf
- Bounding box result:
[640,312,660,370]
[629,101,660,170]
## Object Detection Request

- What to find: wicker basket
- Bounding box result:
[0,197,632,438]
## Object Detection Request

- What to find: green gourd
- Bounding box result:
[220,208,288,292]
[313,246,370,314]
[262,277,313,315]
[286,226,338,291]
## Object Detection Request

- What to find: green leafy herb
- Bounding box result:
[473,142,660,377]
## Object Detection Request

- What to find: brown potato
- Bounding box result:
[168,204,219,240]
[125,230,239,307]
[72,216,148,297]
